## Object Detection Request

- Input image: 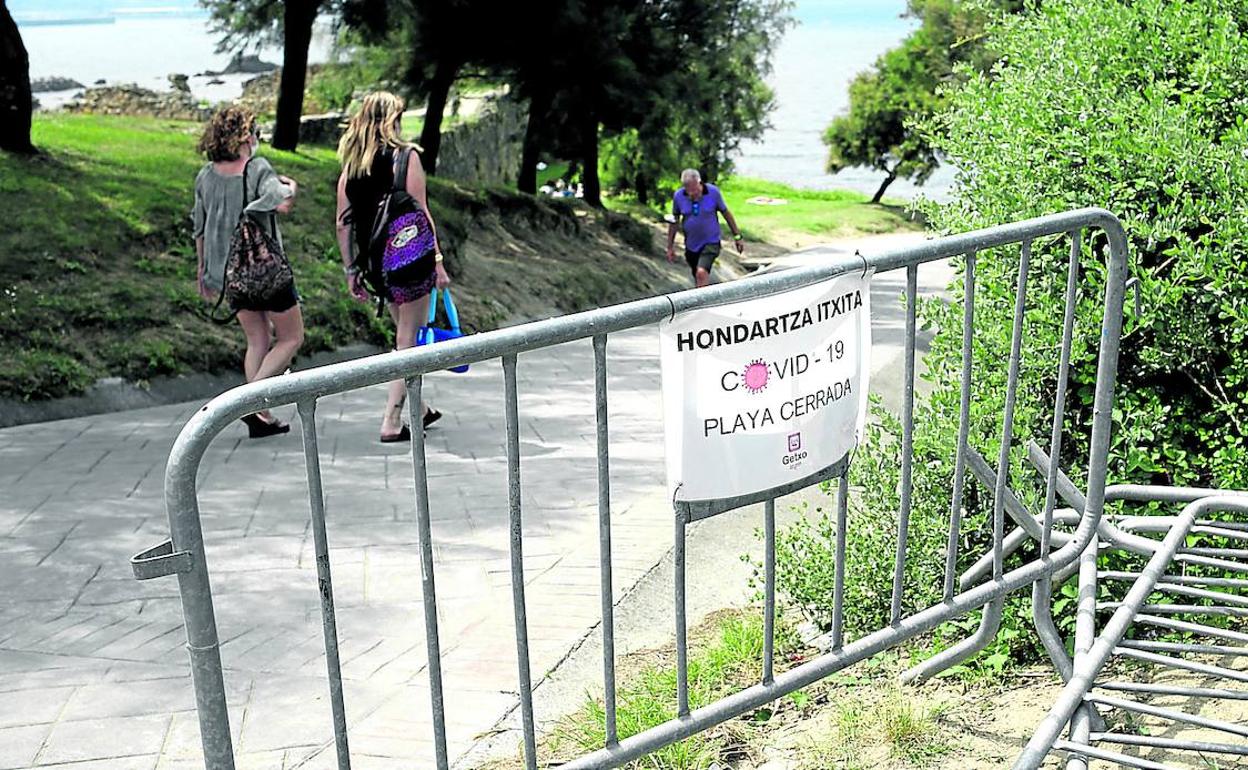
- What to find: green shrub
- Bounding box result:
[924,0,1248,493]
[771,0,1248,672]
[0,351,95,401]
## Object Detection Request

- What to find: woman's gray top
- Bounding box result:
[191,156,293,291]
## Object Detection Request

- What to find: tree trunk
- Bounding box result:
[271,0,319,151]
[0,1,35,155]
[871,169,898,204]
[634,172,649,206]
[419,56,460,176]
[518,85,553,194]
[581,111,601,208]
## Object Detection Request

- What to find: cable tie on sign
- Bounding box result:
[855,249,869,279]
[666,295,678,323]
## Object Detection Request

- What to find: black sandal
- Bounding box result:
[423,408,443,429]
[380,425,411,443]
[241,414,290,439]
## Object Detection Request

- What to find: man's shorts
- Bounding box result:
[685,242,722,277]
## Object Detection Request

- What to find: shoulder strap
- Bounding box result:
[242,157,253,204]
[218,157,256,312]
[392,148,411,194]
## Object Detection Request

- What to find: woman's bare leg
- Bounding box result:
[237,309,277,422]
[381,295,432,437]
[253,304,304,381]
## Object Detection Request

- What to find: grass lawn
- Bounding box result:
[603,176,923,248]
[717,177,924,244]
[0,116,924,403]
[0,114,480,401]
[0,114,684,403]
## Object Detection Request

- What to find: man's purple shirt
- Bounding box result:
[672,183,726,253]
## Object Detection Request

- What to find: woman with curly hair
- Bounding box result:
[336,91,450,442]
[192,105,303,438]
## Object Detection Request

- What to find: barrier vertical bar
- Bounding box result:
[832,473,848,650]
[763,498,776,685]
[1043,232,1080,556]
[1033,231,1082,683]
[164,418,235,769]
[944,252,976,602]
[503,353,539,770]
[169,505,234,769]
[593,334,619,746]
[405,376,449,770]
[1063,533,1099,770]
[993,241,1032,581]
[891,263,919,624]
[296,400,351,769]
[675,509,690,716]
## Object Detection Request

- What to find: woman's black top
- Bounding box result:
[344,148,399,259]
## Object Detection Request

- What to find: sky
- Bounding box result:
[793,0,910,25]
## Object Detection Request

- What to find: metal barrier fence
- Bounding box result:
[1014,448,1248,769]
[133,208,1128,769]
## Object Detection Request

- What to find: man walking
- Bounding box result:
[665,168,745,287]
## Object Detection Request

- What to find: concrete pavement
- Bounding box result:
[0,236,951,769]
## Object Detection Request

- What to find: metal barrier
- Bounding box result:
[134,208,1129,769]
[1013,448,1248,769]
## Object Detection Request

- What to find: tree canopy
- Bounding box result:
[822,0,1022,202]
[922,0,1248,492]
[205,0,791,203]
[203,0,334,150]
[598,0,792,205]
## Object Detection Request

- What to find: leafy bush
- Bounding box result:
[0,351,95,401]
[926,0,1248,493]
[772,0,1248,670]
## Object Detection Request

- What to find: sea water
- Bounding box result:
[15,1,333,109]
[734,1,955,200]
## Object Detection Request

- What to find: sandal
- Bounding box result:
[380,425,411,443]
[423,408,443,429]
[241,414,290,439]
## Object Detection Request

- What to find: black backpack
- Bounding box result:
[354,149,436,313]
[210,159,293,323]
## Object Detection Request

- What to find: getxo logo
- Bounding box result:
[782,432,806,467]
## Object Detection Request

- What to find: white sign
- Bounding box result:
[660,272,872,502]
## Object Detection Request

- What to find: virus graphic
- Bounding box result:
[742,359,769,394]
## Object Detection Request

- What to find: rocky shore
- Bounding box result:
[63,82,211,121]
[31,76,85,92]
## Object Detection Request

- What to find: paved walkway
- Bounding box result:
[0,242,950,770]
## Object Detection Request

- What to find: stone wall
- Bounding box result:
[281,95,526,187]
[435,97,526,186]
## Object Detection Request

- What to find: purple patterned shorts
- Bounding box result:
[386,271,436,306]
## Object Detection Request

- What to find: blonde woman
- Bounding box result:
[193,106,303,439]
[336,92,451,442]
